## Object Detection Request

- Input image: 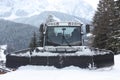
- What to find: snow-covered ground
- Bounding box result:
[0,45,7,62]
[0,54,120,80]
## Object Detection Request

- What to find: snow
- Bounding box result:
[46,15,61,23]
[86,33,93,37]
[11,46,112,57]
[52,15,61,22]
[0,45,7,62]
[11,51,30,57]
[0,54,120,80]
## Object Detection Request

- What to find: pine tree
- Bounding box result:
[92,0,116,49]
[115,0,120,36]
[29,32,37,50]
[106,0,120,52]
[107,31,120,52]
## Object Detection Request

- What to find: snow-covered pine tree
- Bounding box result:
[115,0,120,28]
[92,0,116,50]
[106,0,120,53]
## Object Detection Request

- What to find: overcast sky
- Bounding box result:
[47,0,99,9]
[83,0,99,9]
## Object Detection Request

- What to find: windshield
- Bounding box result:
[46,26,82,46]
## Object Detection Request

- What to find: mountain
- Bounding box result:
[14,11,90,27]
[0,19,38,52]
[0,0,94,52]
[0,0,95,20]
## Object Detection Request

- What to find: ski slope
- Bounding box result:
[0,54,120,80]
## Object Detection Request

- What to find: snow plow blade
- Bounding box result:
[93,53,114,68]
[6,50,114,69]
[6,54,30,68]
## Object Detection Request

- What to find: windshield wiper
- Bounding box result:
[62,34,72,47]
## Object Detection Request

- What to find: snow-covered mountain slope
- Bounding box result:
[0,19,38,52]
[14,11,90,27]
[0,0,95,20]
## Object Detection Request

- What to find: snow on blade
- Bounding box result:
[10,46,112,57]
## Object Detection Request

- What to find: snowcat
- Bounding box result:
[6,20,114,69]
